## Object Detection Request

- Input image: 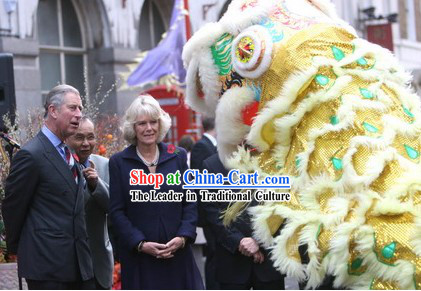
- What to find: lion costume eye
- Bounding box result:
[231,25,274,79]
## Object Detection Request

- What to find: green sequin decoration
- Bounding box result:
[330,115,339,125]
[351,258,363,270]
[360,88,374,99]
[357,57,368,65]
[404,144,419,159]
[381,242,396,259]
[295,156,301,168]
[315,74,329,86]
[402,106,414,118]
[211,33,234,76]
[362,122,378,133]
[331,157,343,170]
[331,46,345,61]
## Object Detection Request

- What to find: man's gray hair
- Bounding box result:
[44,84,80,118]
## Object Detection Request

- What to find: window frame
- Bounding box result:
[37,0,88,97]
[406,0,417,41]
[138,0,169,51]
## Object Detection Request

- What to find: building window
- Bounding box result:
[37,0,86,96]
[138,0,167,51]
[405,0,416,41]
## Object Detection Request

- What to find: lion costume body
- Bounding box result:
[183,0,421,289]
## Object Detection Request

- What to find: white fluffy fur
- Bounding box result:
[249,204,278,248]
[183,1,421,288]
[219,1,273,35]
[198,50,222,113]
[412,217,421,257]
[247,66,319,151]
[183,22,225,67]
[215,86,255,164]
[225,146,262,173]
[383,170,421,200]
[184,57,209,115]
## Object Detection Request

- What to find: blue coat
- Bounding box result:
[109,143,204,289]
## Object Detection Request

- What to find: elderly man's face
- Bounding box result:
[52,92,83,138]
[67,119,96,163]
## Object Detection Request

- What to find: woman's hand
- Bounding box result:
[164,237,185,255]
[141,242,173,259]
[238,237,259,257]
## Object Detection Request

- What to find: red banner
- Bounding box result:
[367,23,394,52]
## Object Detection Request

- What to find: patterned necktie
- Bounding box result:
[63,145,78,183]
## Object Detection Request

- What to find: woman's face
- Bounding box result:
[134,114,160,147]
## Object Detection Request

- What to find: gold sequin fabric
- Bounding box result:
[229,24,421,289]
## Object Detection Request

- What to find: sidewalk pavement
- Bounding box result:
[0,263,27,290]
[0,261,299,290]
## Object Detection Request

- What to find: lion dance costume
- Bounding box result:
[183,0,421,289]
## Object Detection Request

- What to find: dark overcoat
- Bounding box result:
[2,131,93,281]
[202,153,285,286]
[190,135,217,171]
[109,143,204,290]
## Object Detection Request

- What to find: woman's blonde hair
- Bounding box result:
[122,95,172,145]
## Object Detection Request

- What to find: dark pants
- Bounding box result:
[220,271,285,290]
[95,277,109,290]
[220,279,284,290]
[203,226,220,290]
[26,278,96,290]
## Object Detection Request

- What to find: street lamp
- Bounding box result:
[361,7,376,20]
[359,6,399,25]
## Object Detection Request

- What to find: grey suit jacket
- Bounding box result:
[84,154,113,289]
[2,131,93,281]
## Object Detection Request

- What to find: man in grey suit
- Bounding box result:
[2,84,94,289]
[67,116,114,289]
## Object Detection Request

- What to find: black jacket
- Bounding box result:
[190,135,217,171]
[201,153,284,284]
[2,131,93,281]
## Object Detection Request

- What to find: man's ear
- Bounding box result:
[49,104,58,119]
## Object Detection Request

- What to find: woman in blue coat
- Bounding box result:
[109,95,204,289]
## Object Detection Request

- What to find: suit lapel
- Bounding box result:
[74,166,85,212]
[203,135,217,153]
[38,132,78,193]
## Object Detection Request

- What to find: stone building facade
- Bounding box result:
[0,0,174,117]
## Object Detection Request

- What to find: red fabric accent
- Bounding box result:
[72,153,80,163]
[64,146,78,180]
[241,101,259,126]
